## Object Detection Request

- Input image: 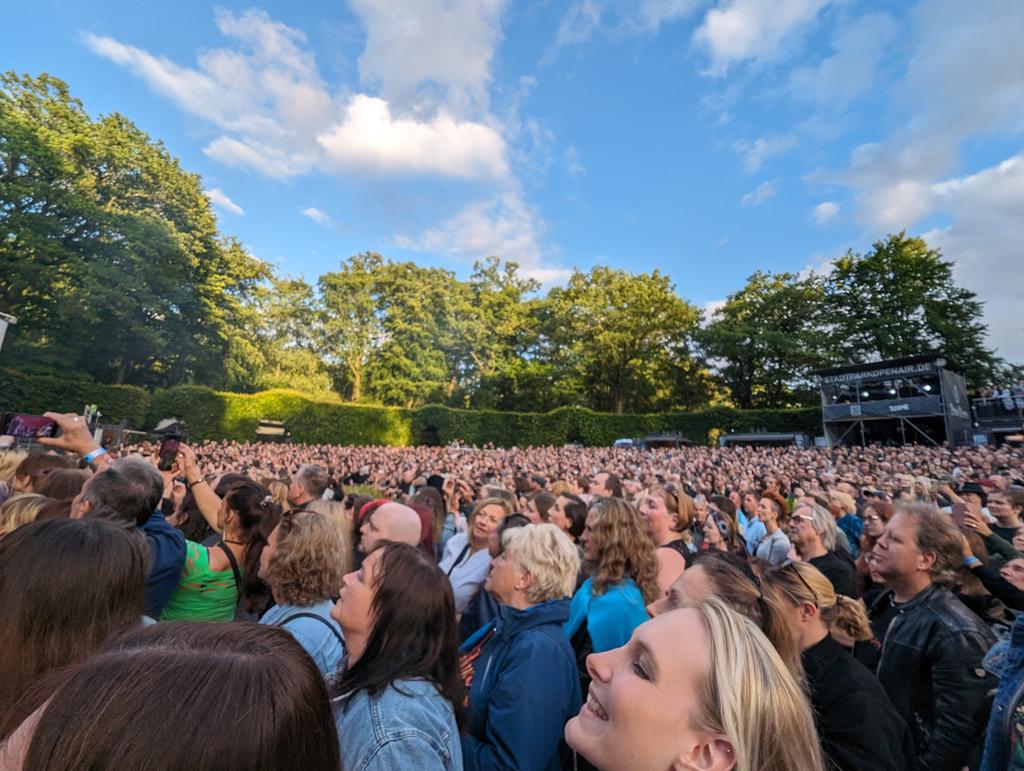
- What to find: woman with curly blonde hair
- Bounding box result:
[259,509,349,675]
[566,498,659,691]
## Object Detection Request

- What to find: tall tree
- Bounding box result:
[318,252,385,402]
[544,267,704,414]
[701,271,828,409]
[0,72,267,386]
[826,232,999,386]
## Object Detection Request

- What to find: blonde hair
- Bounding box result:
[306,499,350,532]
[694,597,824,771]
[764,561,872,642]
[502,524,580,604]
[588,497,660,604]
[262,510,350,606]
[0,493,49,538]
[549,480,571,496]
[268,480,291,513]
[0,451,27,484]
[827,490,856,517]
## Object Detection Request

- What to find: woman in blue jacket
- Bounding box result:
[461,523,582,771]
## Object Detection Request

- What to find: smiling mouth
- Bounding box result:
[584,690,609,721]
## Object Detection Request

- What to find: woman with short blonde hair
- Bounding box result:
[462,524,582,769]
[565,597,824,771]
[763,561,913,771]
[259,510,348,676]
[500,523,579,603]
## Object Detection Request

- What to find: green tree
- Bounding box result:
[826,232,999,386]
[544,267,704,414]
[0,72,268,386]
[701,271,828,409]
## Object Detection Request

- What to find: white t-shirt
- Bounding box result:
[438,532,492,614]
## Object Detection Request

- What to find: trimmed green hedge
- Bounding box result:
[1,369,821,446]
[0,368,150,425]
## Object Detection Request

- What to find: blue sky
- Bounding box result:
[9,0,1024,361]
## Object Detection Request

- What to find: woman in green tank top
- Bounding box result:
[161,447,281,622]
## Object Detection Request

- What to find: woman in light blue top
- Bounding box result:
[330,542,464,771]
[259,509,348,676]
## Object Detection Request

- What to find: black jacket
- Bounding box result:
[803,634,915,771]
[870,584,997,771]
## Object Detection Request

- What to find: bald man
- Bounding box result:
[358,502,423,554]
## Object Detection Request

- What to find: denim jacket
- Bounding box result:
[260,599,345,677]
[982,612,1024,771]
[334,678,462,771]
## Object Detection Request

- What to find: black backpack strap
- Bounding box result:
[446,542,472,577]
[275,612,345,647]
[215,540,243,594]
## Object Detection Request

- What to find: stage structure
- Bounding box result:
[816,354,972,447]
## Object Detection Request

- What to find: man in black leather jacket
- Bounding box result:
[870,501,996,771]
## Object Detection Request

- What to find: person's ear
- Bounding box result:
[515,568,534,593]
[800,600,818,623]
[672,736,736,771]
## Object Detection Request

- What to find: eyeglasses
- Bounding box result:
[864,513,882,522]
[790,513,814,524]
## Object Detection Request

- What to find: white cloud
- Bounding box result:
[837,0,1024,231]
[395,192,570,284]
[788,12,897,110]
[302,207,331,225]
[205,187,244,215]
[733,135,796,173]
[317,95,507,179]
[82,8,510,182]
[694,0,831,76]
[740,180,776,206]
[547,0,701,56]
[349,0,507,115]
[811,201,839,225]
[923,153,1024,362]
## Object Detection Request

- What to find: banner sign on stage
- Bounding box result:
[819,361,936,386]
[823,396,944,421]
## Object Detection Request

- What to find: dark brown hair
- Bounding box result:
[690,552,802,678]
[34,468,89,500]
[333,542,466,729]
[14,451,74,491]
[0,518,147,739]
[411,485,446,542]
[24,622,339,771]
[224,480,282,613]
[530,490,556,522]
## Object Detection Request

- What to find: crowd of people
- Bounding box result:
[1,410,1023,770]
